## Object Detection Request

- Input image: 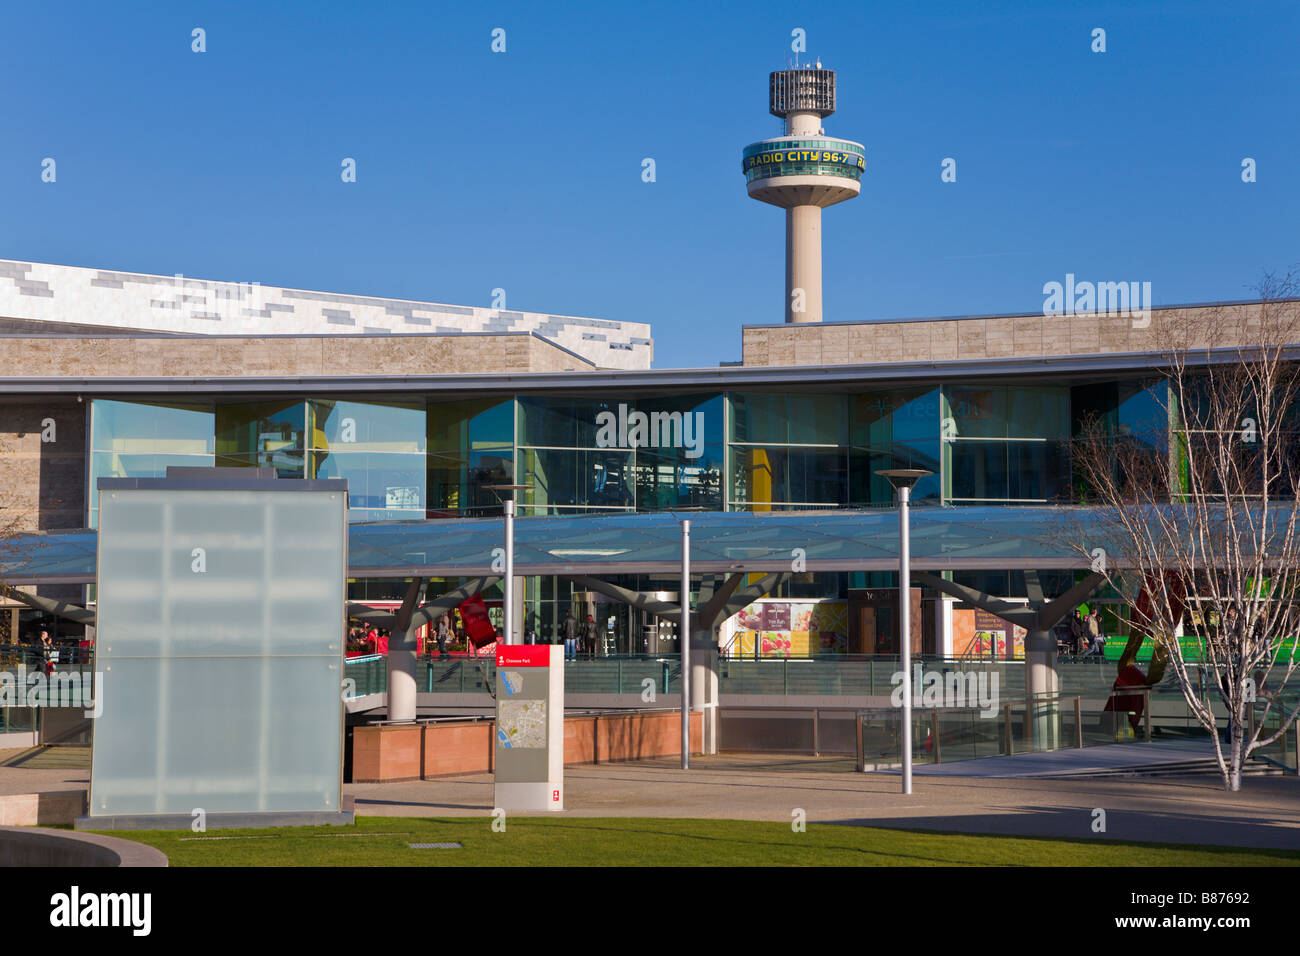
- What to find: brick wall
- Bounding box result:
[0,398,85,532]
[741,302,1262,367]
[0,331,593,378]
[351,710,703,783]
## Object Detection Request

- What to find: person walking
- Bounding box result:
[561,609,577,660]
[435,614,451,660]
[39,629,55,676]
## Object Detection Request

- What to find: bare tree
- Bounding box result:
[1072,272,1300,790]
[0,510,29,648]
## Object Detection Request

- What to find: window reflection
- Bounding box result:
[88,400,216,527]
[215,401,306,476]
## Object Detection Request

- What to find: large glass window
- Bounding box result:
[518,393,723,514]
[848,441,942,505]
[427,398,514,517]
[730,392,787,444]
[847,388,942,505]
[625,394,723,512]
[947,385,1069,441]
[521,448,634,513]
[215,401,307,477]
[728,392,848,511]
[88,400,216,527]
[944,384,1071,502]
[729,446,847,510]
[518,396,602,448]
[731,392,845,445]
[308,400,425,521]
[634,446,725,511]
[949,439,1071,501]
[1072,379,1169,500]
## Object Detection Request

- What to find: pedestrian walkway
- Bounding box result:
[3,746,1298,851]
[906,739,1223,778]
[345,752,1300,851]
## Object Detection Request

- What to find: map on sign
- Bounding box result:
[497,700,547,749]
[501,671,524,696]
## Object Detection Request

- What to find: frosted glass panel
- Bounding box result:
[91,486,346,817]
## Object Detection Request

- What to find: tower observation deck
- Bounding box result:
[742,66,864,324]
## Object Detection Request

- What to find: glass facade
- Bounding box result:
[308,400,425,521]
[88,400,215,527]
[518,394,723,515]
[943,385,1072,503]
[215,401,307,476]
[730,389,941,509]
[85,377,1176,526]
[427,397,513,517]
[1071,380,1169,500]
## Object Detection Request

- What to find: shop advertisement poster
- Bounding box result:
[952,608,1025,659]
[724,599,848,657]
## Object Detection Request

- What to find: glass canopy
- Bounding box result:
[0,505,1117,585]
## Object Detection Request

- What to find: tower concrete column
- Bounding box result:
[786,205,822,323]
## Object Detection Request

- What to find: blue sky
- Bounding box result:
[2,0,1296,368]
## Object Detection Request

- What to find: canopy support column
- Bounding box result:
[913,571,1106,753]
[1026,627,1059,751]
[386,577,424,723]
[366,575,501,722]
[563,570,790,756]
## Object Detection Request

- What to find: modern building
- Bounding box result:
[0,254,1289,662]
[0,259,653,370]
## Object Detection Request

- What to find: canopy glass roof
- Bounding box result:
[0,506,1108,586]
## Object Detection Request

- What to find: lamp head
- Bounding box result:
[482,483,533,501]
[875,468,933,492]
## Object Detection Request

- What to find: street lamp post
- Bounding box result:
[876,468,932,796]
[504,498,514,646]
[680,518,690,770]
[484,484,532,646]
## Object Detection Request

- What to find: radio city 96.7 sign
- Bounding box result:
[743,146,865,175]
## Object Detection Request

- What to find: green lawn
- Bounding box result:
[94,816,1300,867]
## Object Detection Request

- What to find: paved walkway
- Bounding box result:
[3,746,1299,851]
[908,739,1220,777]
[0,747,88,796]
[347,752,1300,851]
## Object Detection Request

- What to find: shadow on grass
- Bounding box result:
[831,806,1300,857]
[352,797,492,811]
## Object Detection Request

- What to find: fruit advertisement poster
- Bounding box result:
[724,599,848,657]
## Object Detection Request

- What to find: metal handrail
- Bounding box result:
[854,688,1157,770]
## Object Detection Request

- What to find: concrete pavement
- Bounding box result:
[4,745,1299,851]
[346,752,1300,851]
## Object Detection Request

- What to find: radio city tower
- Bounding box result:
[742,64,865,324]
